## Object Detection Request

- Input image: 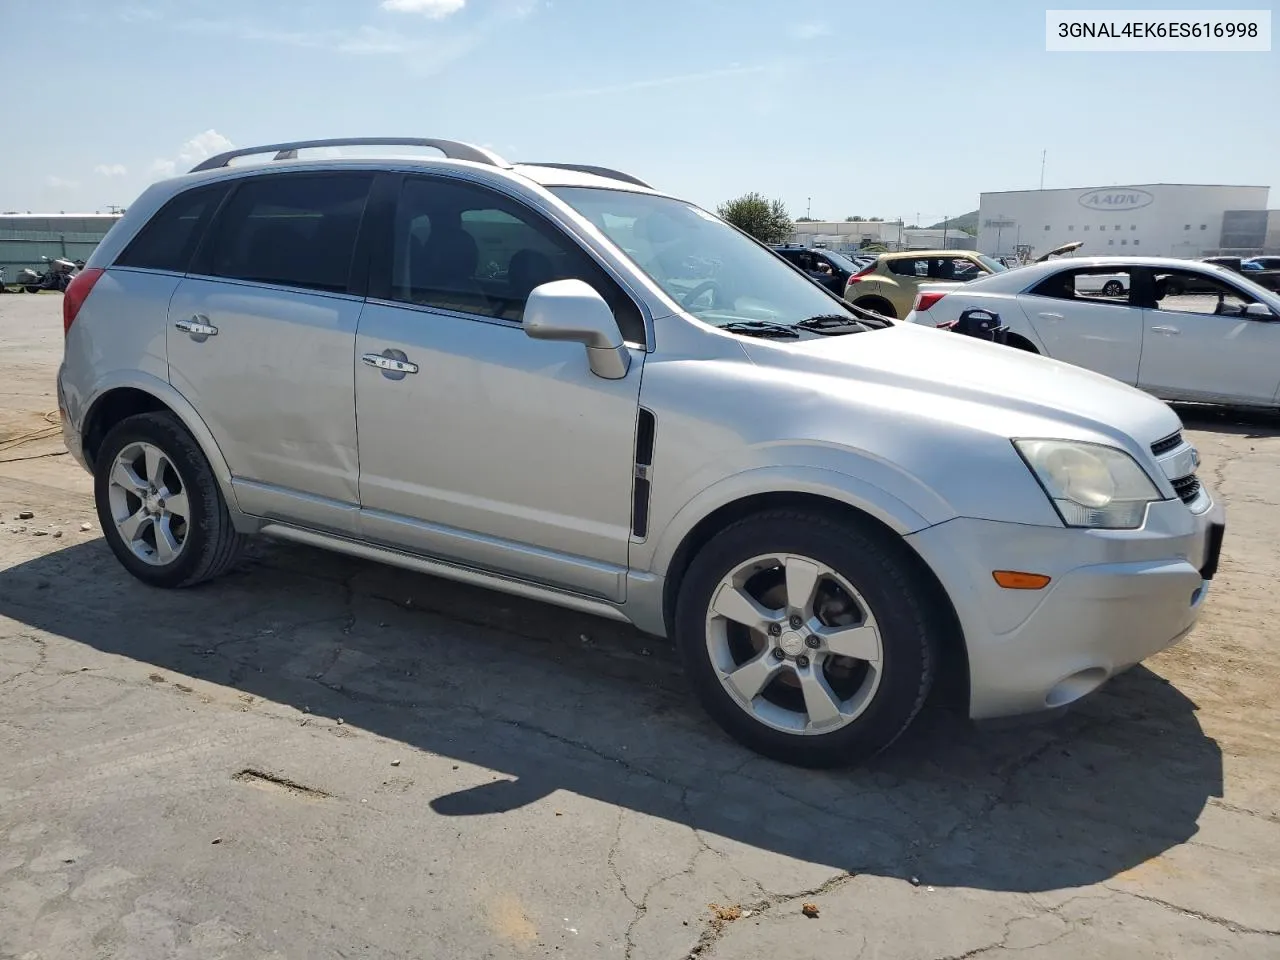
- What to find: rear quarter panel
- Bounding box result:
[61,268,180,432]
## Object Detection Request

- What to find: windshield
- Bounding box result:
[821,250,860,273]
[551,187,867,330]
[975,254,1008,273]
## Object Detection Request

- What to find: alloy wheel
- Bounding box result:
[704,553,884,735]
[106,441,190,566]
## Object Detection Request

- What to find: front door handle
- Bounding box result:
[1038,312,1064,321]
[362,352,419,375]
[1149,325,1180,335]
[175,316,218,337]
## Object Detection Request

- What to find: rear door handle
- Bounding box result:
[174,316,218,337]
[362,352,419,375]
[1149,325,1180,335]
[1037,312,1064,321]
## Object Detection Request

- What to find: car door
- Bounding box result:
[1136,267,1280,404]
[1014,266,1143,383]
[353,173,647,601]
[166,171,373,534]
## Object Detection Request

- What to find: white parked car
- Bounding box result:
[907,257,1280,408]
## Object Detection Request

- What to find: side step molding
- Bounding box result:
[259,523,632,624]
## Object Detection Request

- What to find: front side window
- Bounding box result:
[1030,268,1132,303]
[389,178,644,342]
[1153,271,1257,317]
[550,187,874,332]
[116,184,226,273]
[203,174,373,293]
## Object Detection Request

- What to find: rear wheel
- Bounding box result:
[95,412,246,588]
[852,297,896,320]
[674,510,937,768]
[1103,280,1123,297]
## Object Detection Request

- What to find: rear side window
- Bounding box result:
[115,184,226,273]
[201,174,373,294]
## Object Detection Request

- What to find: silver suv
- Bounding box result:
[58,138,1225,767]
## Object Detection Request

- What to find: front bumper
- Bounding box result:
[907,488,1225,720]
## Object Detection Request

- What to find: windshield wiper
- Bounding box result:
[717,320,801,340]
[794,314,871,334]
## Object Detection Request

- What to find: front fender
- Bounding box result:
[642,462,951,578]
[78,370,254,531]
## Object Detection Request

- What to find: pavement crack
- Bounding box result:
[1110,888,1280,936]
[1207,798,1280,824]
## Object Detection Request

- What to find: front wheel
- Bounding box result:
[95,412,247,588]
[674,511,938,768]
[1102,280,1124,297]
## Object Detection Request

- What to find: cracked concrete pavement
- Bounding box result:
[2,293,1279,958]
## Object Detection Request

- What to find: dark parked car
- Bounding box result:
[772,245,861,295]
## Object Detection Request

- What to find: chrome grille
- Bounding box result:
[1151,431,1182,457]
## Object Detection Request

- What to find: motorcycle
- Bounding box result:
[17,256,79,293]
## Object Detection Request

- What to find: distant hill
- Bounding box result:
[928,211,978,235]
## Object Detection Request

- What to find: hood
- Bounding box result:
[741,323,1181,451]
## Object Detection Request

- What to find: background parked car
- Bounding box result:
[843,249,1007,319]
[906,256,1280,408]
[772,244,861,295]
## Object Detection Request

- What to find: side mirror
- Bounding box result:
[523,279,631,380]
[1244,302,1277,321]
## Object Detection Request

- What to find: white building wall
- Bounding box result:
[977,184,1270,260]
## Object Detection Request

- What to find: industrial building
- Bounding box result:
[0,213,122,281]
[976,184,1277,261]
[789,220,973,253]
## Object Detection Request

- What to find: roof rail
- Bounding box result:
[189,138,510,173]
[521,162,652,189]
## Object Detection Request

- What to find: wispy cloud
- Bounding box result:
[789,21,829,40]
[536,63,776,101]
[132,0,535,75]
[45,176,80,190]
[94,164,128,178]
[149,130,235,180]
[381,0,466,18]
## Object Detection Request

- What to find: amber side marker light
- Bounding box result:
[992,571,1052,590]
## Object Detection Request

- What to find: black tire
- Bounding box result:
[1103,280,1123,297]
[94,412,247,588]
[852,297,896,319]
[24,286,40,294]
[674,510,938,768]
[1006,333,1039,353]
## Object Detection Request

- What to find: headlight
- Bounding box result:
[1014,439,1160,529]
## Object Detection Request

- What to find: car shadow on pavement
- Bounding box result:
[0,538,1223,895]
[1173,403,1280,439]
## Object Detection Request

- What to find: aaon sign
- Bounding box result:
[1078,188,1155,212]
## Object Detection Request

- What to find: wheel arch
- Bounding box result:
[657,489,970,710]
[851,294,897,318]
[79,375,251,530]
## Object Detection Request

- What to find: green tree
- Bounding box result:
[716,192,793,244]
[845,215,865,222]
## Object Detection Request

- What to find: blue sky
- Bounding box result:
[3,0,1277,222]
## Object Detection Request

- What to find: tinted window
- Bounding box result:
[204,174,372,293]
[389,178,645,343]
[115,185,225,273]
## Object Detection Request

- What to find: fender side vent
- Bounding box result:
[632,408,656,538]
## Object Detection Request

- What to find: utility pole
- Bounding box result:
[942,214,948,248]
[806,197,812,220]
[1039,150,1046,191]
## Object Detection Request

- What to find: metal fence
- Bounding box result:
[0,234,105,282]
